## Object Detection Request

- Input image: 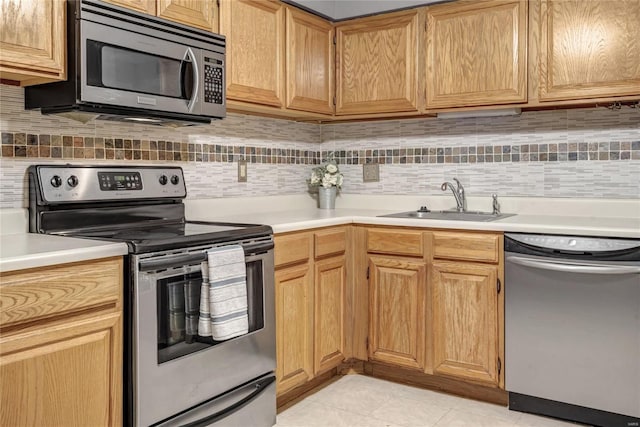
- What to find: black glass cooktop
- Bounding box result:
[62,221,273,254]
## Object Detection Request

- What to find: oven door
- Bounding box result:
[131,241,275,427]
[80,19,223,117]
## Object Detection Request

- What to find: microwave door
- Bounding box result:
[80,20,200,115]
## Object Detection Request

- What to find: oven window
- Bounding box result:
[86,40,191,100]
[156,260,265,364]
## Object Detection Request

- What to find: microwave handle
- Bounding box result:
[182,47,199,113]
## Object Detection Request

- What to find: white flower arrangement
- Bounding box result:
[308,152,344,189]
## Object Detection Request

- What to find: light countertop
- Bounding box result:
[188,208,640,238]
[0,233,128,273]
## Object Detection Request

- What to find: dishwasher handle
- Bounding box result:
[506,256,640,275]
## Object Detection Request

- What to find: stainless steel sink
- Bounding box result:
[380,210,515,222]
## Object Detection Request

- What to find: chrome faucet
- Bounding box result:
[441,178,467,212]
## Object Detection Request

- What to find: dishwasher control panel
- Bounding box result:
[505,233,640,253]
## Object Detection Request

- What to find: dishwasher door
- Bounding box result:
[505,251,640,424]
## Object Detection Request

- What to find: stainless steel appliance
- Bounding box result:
[25,0,225,126]
[28,165,275,427]
[505,233,640,427]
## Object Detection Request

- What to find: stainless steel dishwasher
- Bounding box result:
[504,233,640,427]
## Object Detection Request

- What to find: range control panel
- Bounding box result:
[36,166,186,203]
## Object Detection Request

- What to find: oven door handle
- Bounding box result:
[506,256,640,275]
[139,242,273,271]
[155,375,276,427]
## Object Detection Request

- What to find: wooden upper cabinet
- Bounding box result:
[425,0,527,109]
[220,0,285,107]
[538,0,640,101]
[157,0,218,32]
[101,0,156,15]
[336,9,421,115]
[285,7,334,115]
[0,0,66,86]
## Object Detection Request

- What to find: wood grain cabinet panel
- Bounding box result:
[0,258,121,328]
[314,227,346,259]
[220,0,285,107]
[275,263,314,394]
[285,7,334,115]
[0,313,122,426]
[336,9,421,115]
[431,231,500,263]
[430,260,499,386]
[275,232,311,267]
[101,0,156,14]
[367,228,423,257]
[314,255,346,374]
[425,0,527,109]
[157,0,218,32]
[368,256,425,370]
[0,0,66,86]
[538,0,640,101]
[0,258,123,426]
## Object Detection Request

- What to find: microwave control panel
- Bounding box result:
[204,57,223,105]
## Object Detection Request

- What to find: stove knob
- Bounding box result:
[170,175,180,185]
[67,175,79,188]
[50,175,62,188]
[159,174,168,185]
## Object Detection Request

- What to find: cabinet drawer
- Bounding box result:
[275,233,312,267]
[0,258,122,328]
[314,228,347,258]
[367,229,423,257]
[432,232,500,263]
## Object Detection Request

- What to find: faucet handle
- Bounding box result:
[453,177,463,190]
[492,193,501,215]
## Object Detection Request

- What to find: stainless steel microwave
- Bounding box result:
[26,0,225,127]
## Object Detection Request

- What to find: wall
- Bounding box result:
[321,108,640,199]
[0,85,320,208]
[1,84,639,209]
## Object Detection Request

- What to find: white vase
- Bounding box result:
[318,187,337,209]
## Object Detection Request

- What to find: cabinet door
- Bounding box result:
[368,256,425,370]
[336,9,420,115]
[285,7,334,115]
[431,260,499,386]
[425,0,527,109]
[314,255,346,374]
[101,0,156,14]
[0,313,122,426]
[220,0,285,107]
[0,0,66,85]
[539,0,640,101]
[157,0,218,32]
[275,263,314,394]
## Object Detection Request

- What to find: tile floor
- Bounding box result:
[276,375,587,427]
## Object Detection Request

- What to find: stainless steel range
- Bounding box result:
[28,165,276,427]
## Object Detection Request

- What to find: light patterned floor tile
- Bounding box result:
[276,376,590,427]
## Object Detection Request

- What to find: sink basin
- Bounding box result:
[380,210,515,222]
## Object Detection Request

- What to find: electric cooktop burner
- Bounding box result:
[61,221,272,253]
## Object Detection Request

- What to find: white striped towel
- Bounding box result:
[207,245,248,341]
[197,261,212,337]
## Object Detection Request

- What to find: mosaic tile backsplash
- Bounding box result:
[1,84,639,208]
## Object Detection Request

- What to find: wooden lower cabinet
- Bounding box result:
[430,260,500,386]
[0,314,122,426]
[275,263,314,394]
[313,255,346,374]
[368,255,425,370]
[0,257,123,426]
